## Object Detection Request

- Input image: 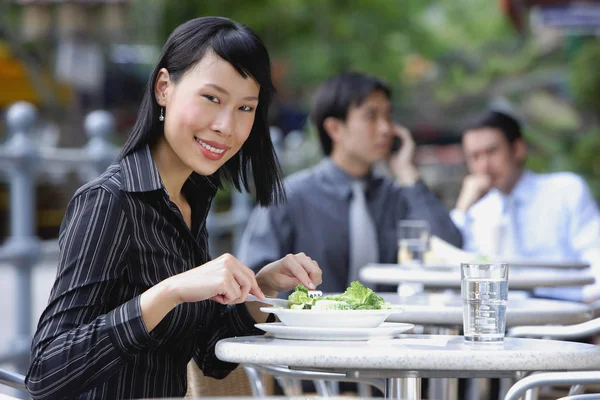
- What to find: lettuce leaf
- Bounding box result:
[287,284,316,308]
[288,281,390,310]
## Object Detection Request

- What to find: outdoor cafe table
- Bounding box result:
[216,334,600,400]
[382,292,593,327]
[408,261,590,270]
[380,293,593,400]
[359,263,595,291]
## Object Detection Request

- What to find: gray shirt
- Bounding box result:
[238,158,463,293]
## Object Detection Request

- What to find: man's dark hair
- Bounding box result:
[466,110,522,143]
[309,72,391,155]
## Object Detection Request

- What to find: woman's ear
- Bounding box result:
[323,117,344,143]
[154,68,171,106]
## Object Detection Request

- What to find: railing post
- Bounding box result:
[1,101,41,372]
[81,109,119,180]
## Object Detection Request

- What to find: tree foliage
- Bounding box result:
[133,0,600,199]
[150,0,521,90]
[570,40,600,117]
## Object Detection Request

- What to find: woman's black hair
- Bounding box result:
[119,16,284,206]
[309,72,391,155]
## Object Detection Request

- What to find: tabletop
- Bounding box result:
[412,261,590,270]
[381,292,593,327]
[216,334,600,378]
[360,264,596,290]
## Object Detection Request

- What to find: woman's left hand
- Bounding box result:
[255,252,322,296]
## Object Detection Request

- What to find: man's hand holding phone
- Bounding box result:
[389,125,420,186]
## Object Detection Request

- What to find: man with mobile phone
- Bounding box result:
[238,72,462,294]
[451,109,600,302]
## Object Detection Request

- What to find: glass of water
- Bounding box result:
[461,263,509,343]
[397,220,430,265]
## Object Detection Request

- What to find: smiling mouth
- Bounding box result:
[195,137,226,154]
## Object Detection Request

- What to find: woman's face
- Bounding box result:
[155,50,260,176]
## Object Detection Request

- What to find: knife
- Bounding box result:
[246,294,290,308]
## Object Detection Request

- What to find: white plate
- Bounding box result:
[255,322,414,341]
[260,307,399,328]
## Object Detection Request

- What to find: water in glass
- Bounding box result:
[462,278,507,342]
[397,238,427,264]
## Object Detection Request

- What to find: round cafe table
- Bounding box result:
[382,292,593,327]
[380,292,593,400]
[410,261,590,270]
[359,263,596,290]
[380,293,593,400]
[216,334,600,400]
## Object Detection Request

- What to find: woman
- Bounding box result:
[26,16,321,400]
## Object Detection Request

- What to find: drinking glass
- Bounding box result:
[461,263,509,343]
[397,220,429,265]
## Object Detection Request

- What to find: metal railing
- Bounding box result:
[0,369,26,392]
[0,102,125,375]
[0,101,314,377]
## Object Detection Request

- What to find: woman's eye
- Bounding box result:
[203,95,219,103]
[239,105,254,112]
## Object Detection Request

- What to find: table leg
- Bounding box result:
[358,382,372,397]
[465,377,491,400]
[327,380,340,395]
[430,377,459,400]
[499,377,515,399]
[385,377,421,400]
[429,326,459,400]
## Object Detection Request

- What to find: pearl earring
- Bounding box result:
[159,107,165,122]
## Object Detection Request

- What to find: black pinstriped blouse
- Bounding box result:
[26,145,266,399]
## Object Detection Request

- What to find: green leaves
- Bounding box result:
[288,281,389,310]
[570,41,600,116]
[288,283,313,307]
[333,281,389,310]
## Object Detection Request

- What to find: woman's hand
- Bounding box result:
[141,254,263,332]
[164,253,264,305]
[141,252,321,331]
[255,252,322,296]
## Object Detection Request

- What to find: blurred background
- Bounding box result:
[1,0,599,396]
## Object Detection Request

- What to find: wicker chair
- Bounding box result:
[0,364,271,398]
[185,361,274,398]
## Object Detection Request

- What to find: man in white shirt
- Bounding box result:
[450,110,600,302]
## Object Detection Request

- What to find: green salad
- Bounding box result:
[287,281,390,310]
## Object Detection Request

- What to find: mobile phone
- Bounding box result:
[391,136,403,153]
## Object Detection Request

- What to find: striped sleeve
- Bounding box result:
[193,302,274,379]
[26,187,156,400]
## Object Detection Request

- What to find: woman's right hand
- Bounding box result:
[164,253,264,305]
